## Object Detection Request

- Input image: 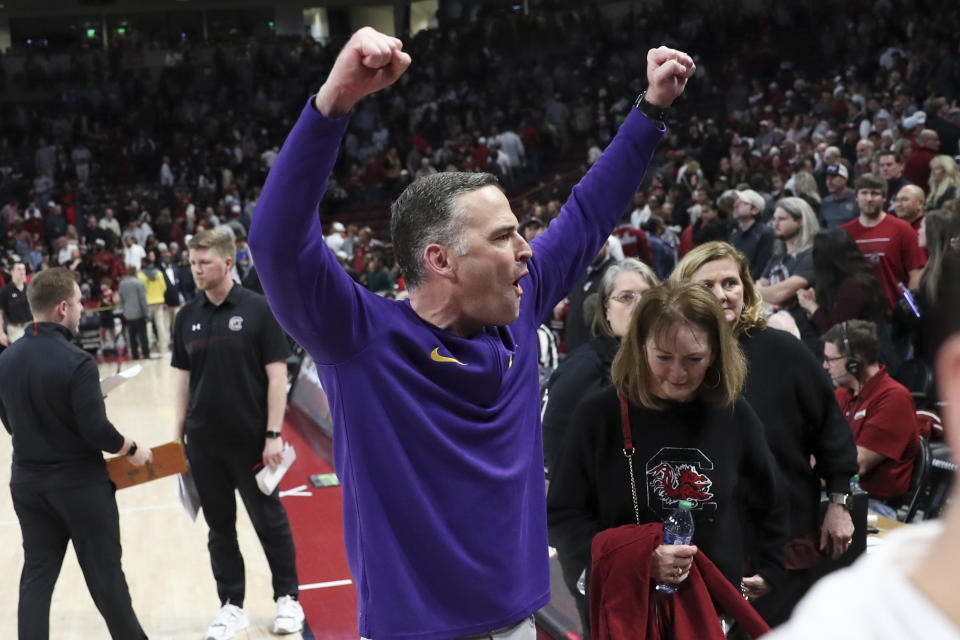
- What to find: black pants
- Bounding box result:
[186,438,299,606]
[125,318,149,359]
[11,479,147,640]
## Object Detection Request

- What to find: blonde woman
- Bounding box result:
[672,242,858,626]
[927,155,960,211]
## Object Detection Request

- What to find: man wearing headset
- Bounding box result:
[822,319,919,518]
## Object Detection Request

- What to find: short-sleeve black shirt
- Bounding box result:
[172,284,290,443]
[0,283,33,325]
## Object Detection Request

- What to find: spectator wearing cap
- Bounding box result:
[820,163,858,228]
[325,221,347,252]
[903,129,941,192]
[877,150,913,213]
[729,188,774,280]
[612,210,654,267]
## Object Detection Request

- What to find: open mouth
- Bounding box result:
[512,279,523,295]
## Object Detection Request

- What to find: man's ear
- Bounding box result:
[423,244,456,282]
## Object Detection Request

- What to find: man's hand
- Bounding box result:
[650,544,698,584]
[820,503,855,559]
[741,574,772,601]
[315,27,412,118]
[0,332,8,347]
[128,445,153,467]
[645,47,696,108]
[263,436,284,471]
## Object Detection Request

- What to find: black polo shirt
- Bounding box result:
[0,322,124,489]
[172,283,289,444]
[0,282,32,325]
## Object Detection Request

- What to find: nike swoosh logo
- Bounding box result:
[430,347,467,366]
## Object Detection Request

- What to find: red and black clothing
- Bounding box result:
[842,215,926,309]
[836,366,919,501]
[547,387,788,598]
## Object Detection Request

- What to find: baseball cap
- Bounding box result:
[825,163,849,180]
[734,189,765,212]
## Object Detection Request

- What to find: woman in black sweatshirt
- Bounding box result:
[547,281,788,636]
[673,241,859,626]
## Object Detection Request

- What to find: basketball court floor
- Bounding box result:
[0,356,358,639]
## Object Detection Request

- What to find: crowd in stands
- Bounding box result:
[1,1,960,636]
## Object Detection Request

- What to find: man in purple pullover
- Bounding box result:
[250,27,694,640]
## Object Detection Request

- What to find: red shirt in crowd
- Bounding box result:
[835,366,919,500]
[612,224,654,266]
[842,214,927,308]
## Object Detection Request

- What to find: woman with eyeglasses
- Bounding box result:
[672,241,858,627]
[547,280,787,637]
[541,258,657,637]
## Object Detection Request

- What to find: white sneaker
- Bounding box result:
[272,595,305,634]
[204,603,249,640]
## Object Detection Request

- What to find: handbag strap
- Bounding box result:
[618,390,641,525]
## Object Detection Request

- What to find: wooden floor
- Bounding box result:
[0,355,304,640]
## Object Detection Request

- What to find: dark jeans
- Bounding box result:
[124,317,149,359]
[11,479,147,640]
[185,438,299,606]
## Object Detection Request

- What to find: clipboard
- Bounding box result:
[106,441,188,489]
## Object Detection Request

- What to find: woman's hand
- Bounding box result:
[651,544,698,585]
[740,574,772,601]
[797,287,818,314]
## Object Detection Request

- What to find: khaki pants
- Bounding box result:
[148,304,169,352]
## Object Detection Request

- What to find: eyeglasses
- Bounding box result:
[823,355,846,364]
[609,291,643,305]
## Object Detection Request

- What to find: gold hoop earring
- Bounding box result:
[705,366,721,389]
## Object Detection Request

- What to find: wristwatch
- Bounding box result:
[265,430,282,439]
[828,492,851,509]
[634,90,669,125]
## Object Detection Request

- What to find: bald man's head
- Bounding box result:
[919,129,941,151]
[893,184,926,224]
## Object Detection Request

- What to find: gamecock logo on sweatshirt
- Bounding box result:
[645,447,715,510]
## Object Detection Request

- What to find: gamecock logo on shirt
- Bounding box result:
[645,447,715,510]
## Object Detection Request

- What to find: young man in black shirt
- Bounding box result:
[0,261,33,346]
[0,267,153,639]
[171,229,303,639]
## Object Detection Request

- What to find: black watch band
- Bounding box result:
[634,90,669,124]
[265,430,282,439]
[126,441,138,457]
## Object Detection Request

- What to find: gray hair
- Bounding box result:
[591,258,660,337]
[390,172,501,290]
[775,196,820,255]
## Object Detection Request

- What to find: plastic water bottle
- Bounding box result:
[655,500,695,595]
[850,474,867,496]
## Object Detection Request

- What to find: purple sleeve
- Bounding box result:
[248,98,393,364]
[522,110,664,324]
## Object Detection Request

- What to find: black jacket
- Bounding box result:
[0,322,124,489]
[547,386,788,591]
[739,327,858,546]
[542,336,619,474]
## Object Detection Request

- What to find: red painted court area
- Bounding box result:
[279,411,358,639]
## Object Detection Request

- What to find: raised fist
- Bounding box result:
[315,27,412,117]
[645,47,697,108]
